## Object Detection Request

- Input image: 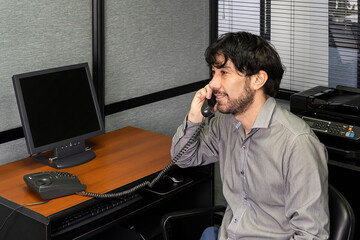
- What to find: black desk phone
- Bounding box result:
[24,172,87,200]
[201,94,216,117]
[23,95,217,200]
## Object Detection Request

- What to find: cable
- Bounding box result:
[77,121,207,198]
[0,200,49,236]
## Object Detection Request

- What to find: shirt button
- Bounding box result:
[242,145,246,150]
[244,196,247,200]
[234,218,238,223]
[240,170,244,175]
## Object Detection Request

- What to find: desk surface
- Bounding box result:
[0,126,171,217]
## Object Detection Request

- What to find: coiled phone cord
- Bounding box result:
[78,121,206,198]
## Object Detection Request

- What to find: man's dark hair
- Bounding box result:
[205,32,284,97]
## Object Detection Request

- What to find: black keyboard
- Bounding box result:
[51,192,142,235]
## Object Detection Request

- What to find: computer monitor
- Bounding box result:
[12,63,105,169]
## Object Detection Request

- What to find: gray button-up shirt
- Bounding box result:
[171,97,329,239]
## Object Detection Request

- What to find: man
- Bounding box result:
[171,32,329,239]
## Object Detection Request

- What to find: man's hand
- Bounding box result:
[188,84,216,123]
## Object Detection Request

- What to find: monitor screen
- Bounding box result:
[13,63,104,168]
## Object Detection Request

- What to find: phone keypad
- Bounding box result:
[52,171,76,179]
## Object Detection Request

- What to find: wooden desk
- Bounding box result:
[0,127,210,240]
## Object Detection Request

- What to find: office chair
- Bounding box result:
[161,205,226,240]
[328,184,355,240]
[161,184,355,240]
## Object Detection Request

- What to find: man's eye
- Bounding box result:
[211,70,215,76]
[221,71,227,75]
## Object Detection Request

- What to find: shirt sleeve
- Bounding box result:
[171,115,220,168]
[285,133,330,240]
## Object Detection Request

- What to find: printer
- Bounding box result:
[290,85,360,161]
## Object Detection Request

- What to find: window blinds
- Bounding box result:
[218,0,359,92]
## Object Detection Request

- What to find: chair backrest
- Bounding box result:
[329,184,355,240]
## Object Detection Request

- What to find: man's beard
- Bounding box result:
[217,79,255,116]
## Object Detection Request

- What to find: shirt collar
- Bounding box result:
[252,97,276,129]
[232,97,276,130]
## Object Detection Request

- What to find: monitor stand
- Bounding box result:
[33,141,96,169]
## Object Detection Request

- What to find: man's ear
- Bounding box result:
[252,70,268,90]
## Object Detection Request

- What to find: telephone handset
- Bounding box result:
[201,94,216,117]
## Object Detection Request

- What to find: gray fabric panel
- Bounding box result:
[105,92,195,137]
[0,139,28,166]
[104,0,210,105]
[0,1,92,165]
[0,1,92,132]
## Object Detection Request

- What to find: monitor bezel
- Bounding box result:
[12,63,105,156]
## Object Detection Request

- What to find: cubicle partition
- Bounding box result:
[0,0,212,164]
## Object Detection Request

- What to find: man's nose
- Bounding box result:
[209,72,221,90]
